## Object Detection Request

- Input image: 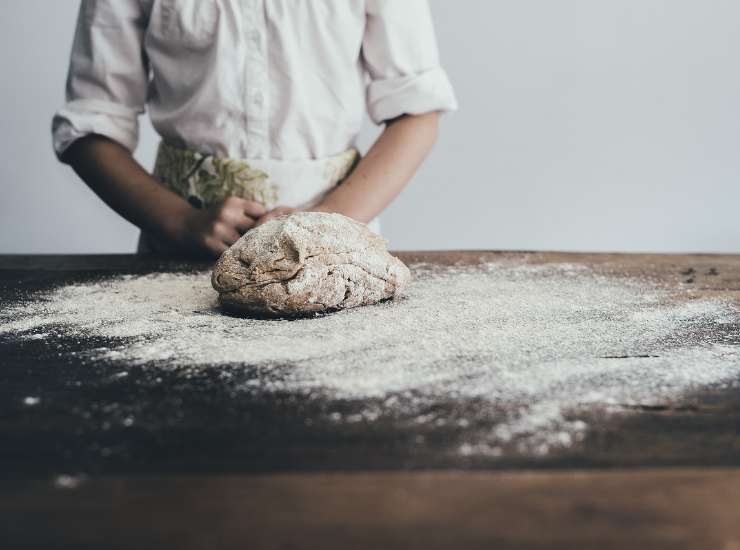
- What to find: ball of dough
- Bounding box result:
[211,212,411,317]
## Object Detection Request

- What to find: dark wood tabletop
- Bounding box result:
[2,252,740,550]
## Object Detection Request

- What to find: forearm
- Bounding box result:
[315,112,440,223]
[63,135,192,244]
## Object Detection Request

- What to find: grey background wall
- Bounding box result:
[1,0,738,254]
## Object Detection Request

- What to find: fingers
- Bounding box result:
[197,201,295,260]
[222,196,267,219]
[242,201,268,219]
[234,216,256,235]
[204,237,229,259]
[217,198,262,235]
[221,209,256,234]
[219,209,257,235]
[214,222,241,246]
[185,201,261,259]
[198,221,239,256]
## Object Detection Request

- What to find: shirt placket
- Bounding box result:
[241,0,269,159]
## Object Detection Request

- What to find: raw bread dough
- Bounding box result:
[211,212,411,317]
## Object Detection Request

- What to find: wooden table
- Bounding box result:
[1,252,740,549]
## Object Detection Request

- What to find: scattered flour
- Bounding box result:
[3,261,740,456]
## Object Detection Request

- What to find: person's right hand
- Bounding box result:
[180,197,267,258]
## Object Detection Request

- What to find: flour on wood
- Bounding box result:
[212,212,411,317]
[3,261,740,456]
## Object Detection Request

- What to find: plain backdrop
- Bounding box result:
[1,0,739,254]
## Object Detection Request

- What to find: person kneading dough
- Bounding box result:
[53,1,458,259]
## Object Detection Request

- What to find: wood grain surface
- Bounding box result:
[2,253,740,549]
[4,469,740,550]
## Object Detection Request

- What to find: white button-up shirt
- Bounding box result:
[53,0,458,162]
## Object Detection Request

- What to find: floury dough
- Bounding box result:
[211,212,411,317]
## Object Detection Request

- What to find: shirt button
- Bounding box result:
[249,30,261,46]
[253,92,264,107]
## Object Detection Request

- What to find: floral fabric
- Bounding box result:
[153,141,359,210]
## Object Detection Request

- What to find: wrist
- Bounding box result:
[159,201,196,247]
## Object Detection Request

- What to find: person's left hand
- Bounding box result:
[253,206,298,228]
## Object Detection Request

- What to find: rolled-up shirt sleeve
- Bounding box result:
[362,0,458,125]
[52,0,149,160]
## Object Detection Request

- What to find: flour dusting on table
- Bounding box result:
[3,261,740,456]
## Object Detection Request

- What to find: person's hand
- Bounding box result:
[254,206,298,228]
[179,197,267,258]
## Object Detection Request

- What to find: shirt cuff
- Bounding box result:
[366,66,458,125]
[52,99,141,161]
